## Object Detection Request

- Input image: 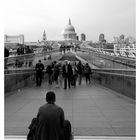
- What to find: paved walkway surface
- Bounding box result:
[5,80,135,136]
[4,136,135,140]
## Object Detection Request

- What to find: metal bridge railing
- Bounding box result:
[78,48,136,69]
[4,49,60,68]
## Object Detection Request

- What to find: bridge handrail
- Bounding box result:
[4,69,135,78]
[92,68,135,72]
[5,71,36,76]
[79,48,136,61]
[5,68,35,71]
[4,68,136,72]
[4,48,60,60]
[79,48,136,60]
[92,71,135,78]
[80,44,136,53]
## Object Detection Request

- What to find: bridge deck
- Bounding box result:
[5,80,135,137]
[4,136,135,140]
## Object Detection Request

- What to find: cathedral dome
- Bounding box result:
[64,24,75,33]
[63,18,76,35]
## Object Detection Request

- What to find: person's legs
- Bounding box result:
[86,74,89,84]
[79,74,82,85]
[50,74,53,85]
[48,74,50,84]
[36,75,39,87]
[64,76,67,89]
[68,77,71,89]
[71,76,74,87]
[85,74,88,84]
[73,76,76,87]
[38,76,42,86]
[88,74,91,84]
[55,74,59,87]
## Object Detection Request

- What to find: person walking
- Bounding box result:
[77,61,84,85]
[46,63,53,85]
[53,62,60,87]
[84,63,92,85]
[62,61,73,89]
[35,91,65,140]
[4,47,9,69]
[71,63,78,88]
[35,60,44,87]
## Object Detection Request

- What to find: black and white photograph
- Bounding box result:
[3,0,136,140]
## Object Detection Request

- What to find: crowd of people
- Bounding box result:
[60,45,80,54]
[35,59,92,88]
[31,59,92,140]
[17,45,33,55]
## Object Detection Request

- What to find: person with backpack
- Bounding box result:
[71,63,78,88]
[77,61,84,85]
[46,63,53,85]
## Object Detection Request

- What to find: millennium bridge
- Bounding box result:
[4,43,136,140]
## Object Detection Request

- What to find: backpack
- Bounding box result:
[64,120,73,140]
[27,118,38,140]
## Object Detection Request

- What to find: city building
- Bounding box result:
[113,35,136,57]
[81,33,86,41]
[4,34,24,49]
[4,34,24,44]
[99,33,105,42]
[62,18,77,40]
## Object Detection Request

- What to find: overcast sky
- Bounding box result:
[4,0,135,42]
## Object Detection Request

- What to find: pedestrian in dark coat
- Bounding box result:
[46,64,53,85]
[35,91,65,140]
[71,63,78,87]
[4,48,9,69]
[62,61,73,89]
[84,63,92,84]
[77,61,84,85]
[35,60,44,87]
[53,62,60,86]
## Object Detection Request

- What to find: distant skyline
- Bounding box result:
[4,0,135,42]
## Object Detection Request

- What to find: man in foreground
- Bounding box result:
[35,91,65,140]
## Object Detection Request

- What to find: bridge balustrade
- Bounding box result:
[4,69,36,93]
[91,69,135,99]
[4,48,60,68]
[78,49,135,68]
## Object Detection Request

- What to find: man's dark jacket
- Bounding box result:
[62,64,72,77]
[35,63,44,77]
[35,103,65,140]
